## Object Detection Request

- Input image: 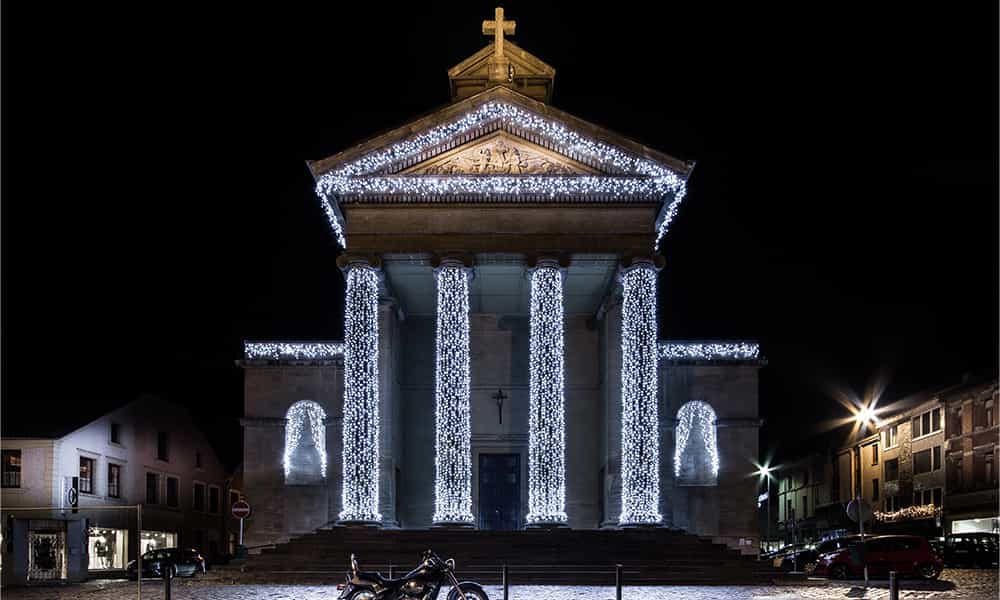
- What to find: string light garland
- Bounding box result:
[874,504,941,523]
[674,401,719,481]
[244,342,345,361]
[339,265,382,523]
[658,341,760,361]
[313,102,687,250]
[526,265,568,524]
[283,400,328,479]
[432,265,474,524]
[618,263,662,525]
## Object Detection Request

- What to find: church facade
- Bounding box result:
[240,9,764,553]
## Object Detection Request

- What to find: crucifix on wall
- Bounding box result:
[492,388,507,425]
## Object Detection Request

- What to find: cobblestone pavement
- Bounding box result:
[2,569,996,599]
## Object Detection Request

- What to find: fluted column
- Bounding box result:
[338,258,382,524]
[432,258,475,525]
[618,258,663,525]
[526,258,568,526]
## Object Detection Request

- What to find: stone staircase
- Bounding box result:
[209,528,789,586]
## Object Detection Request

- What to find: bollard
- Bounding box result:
[502,564,509,600]
[889,571,899,600]
[163,565,173,600]
[615,564,623,600]
[389,562,393,579]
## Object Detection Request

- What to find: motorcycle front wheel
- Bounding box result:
[447,583,489,600]
[346,592,375,600]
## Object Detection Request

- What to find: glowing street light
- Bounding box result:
[753,462,777,552]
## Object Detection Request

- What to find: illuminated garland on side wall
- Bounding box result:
[338,266,382,523]
[526,265,568,524]
[283,400,328,479]
[674,401,719,481]
[432,266,474,524]
[244,342,345,360]
[618,264,662,525]
[658,341,760,361]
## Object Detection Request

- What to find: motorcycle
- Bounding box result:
[337,549,489,600]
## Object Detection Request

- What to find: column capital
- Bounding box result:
[336,253,383,272]
[620,255,665,274]
[432,254,475,281]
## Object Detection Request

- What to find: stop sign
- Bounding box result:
[232,500,251,519]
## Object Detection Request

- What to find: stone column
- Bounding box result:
[618,258,663,525]
[432,257,475,526]
[338,257,382,524]
[526,258,568,526]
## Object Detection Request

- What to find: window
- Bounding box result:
[80,457,96,494]
[166,477,179,508]
[2,449,21,488]
[987,401,995,428]
[872,478,879,501]
[912,408,942,439]
[108,464,121,498]
[987,454,995,485]
[157,432,169,461]
[786,498,793,520]
[885,458,899,481]
[932,446,942,471]
[884,495,900,512]
[110,423,121,444]
[914,449,932,474]
[933,488,942,507]
[673,401,720,486]
[229,490,241,507]
[193,482,205,512]
[195,452,202,469]
[801,495,808,518]
[885,425,899,448]
[872,444,879,465]
[146,473,159,504]
[209,486,220,514]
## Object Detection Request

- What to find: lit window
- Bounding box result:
[2,450,21,488]
[80,457,95,494]
[108,464,121,498]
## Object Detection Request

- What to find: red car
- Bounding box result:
[814,535,943,580]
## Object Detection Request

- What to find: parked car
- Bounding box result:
[781,535,864,572]
[814,535,943,580]
[768,543,807,568]
[127,548,207,579]
[943,532,999,568]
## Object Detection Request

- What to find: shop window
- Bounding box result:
[88,528,127,570]
[140,531,177,554]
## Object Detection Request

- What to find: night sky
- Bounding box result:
[3,3,996,469]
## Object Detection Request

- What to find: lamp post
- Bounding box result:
[755,464,774,553]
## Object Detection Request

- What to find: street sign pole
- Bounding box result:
[232,500,251,559]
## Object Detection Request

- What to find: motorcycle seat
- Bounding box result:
[356,570,405,586]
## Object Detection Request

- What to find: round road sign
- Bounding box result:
[231,500,251,519]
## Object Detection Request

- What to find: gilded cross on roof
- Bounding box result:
[482,7,516,59]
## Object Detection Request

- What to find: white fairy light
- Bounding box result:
[658,341,760,361]
[313,102,688,249]
[432,265,474,524]
[338,265,382,523]
[674,401,719,480]
[283,400,327,479]
[618,263,662,525]
[526,265,568,524]
[244,342,345,360]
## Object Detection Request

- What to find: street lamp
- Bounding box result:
[754,464,776,554]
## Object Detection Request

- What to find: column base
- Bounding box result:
[524,521,570,530]
[336,520,383,529]
[431,521,476,530]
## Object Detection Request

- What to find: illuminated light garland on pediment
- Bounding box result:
[244,341,345,361]
[314,102,688,251]
[658,341,760,361]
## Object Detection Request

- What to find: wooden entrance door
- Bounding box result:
[478,453,520,530]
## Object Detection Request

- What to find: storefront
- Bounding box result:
[140,530,177,554]
[951,516,999,534]
[87,527,128,571]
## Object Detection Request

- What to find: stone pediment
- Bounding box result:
[401,131,598,176]
[448,41,556,103]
